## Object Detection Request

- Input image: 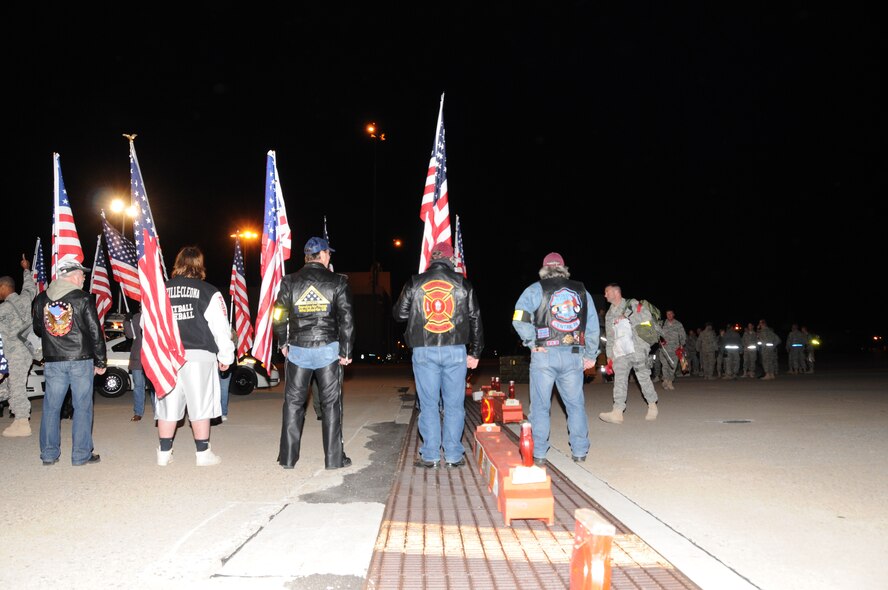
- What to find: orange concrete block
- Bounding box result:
[502,471,554,527]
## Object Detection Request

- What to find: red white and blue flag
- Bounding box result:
[90,235,113,330]
[32,237,47,293]
[229,237,253,359]
[252,150,291,370]
[419,93,452,272]
[129,137,184,398]
[453,214,467,277]
[101,213,141,301]
[51,153,85,280]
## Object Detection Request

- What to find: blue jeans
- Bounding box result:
[131,369,155,416]
[219,371,231,417]
[40,359,96,465]
[411,345,467,463]
[528,347,590,459]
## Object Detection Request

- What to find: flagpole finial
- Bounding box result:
[122,133,137,142]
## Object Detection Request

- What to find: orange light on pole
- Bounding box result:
[392,238,403,248]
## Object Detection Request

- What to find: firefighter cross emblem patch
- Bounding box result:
[421,279,455,333]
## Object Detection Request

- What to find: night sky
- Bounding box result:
[3,4,884,353]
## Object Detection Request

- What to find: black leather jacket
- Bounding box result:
[32,288,107,367]
[272,262,355,359]
[393,260,484,356]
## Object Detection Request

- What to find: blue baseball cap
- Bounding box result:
[304,236,335,254]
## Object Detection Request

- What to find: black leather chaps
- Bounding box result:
[278,359,345,468]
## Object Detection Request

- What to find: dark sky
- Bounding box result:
[3,4,884,352]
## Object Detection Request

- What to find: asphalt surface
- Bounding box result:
[1,353,886,590]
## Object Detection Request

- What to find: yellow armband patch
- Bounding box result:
[512,309,532,323]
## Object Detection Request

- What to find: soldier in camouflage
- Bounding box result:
[659,310,687,390]
[757,319,781,380]
[696,322,719,380]
[721,324,743,379]
[741,322,758,378]
[0,255,36,437]
[786,324,807,374]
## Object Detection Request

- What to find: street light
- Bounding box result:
[365,122,386,271]
[230,229,260,269]
[109,197,137,239]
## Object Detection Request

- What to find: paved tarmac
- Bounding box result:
[1,352,886,590]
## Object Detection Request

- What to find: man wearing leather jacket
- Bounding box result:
[31,254,107,466]
[273,237,354,470]
[393,242,484,469]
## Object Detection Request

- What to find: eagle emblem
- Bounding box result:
[44,301,74,337]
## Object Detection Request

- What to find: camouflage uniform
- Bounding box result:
[0,268,37,427]
[686,329,701,376]
[757,321,781,379]
[721,327,742,379]
[786,325,806,374]
[741,324,758,378]
[659,313,687,389]
[696,324,719,380]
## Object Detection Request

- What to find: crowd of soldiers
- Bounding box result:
[649,316,818,382]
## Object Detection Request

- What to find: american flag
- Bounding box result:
[101,213,141,301]
[128,137,184,398]
[89,235,113,330]
[419,93,452,272]
[32,237,47,293]
[453,214,467,277]
[323,215,333,272]
[229,237,253,358]
[51,153,85,280]
[252,150,291,370]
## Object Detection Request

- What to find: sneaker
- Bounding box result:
[572,455,587,463]
[533,457,547,467]
[413,458,440,469]
[2,418,31,437]
[221,415,228,422]
[195,445,221,467]
[157,448,174,467]
[42,458,59,466]
[445,457,466,468]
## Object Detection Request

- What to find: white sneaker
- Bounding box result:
[157,448,173,466]
[221,415,228,422]
[196,445,221,467]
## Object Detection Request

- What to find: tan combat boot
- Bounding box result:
[646,403,658,421]
[2,418,31,437]
[598,408,624,424]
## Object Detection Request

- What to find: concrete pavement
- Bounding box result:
[1,354,886,589]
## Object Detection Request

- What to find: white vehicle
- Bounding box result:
[26,335,280,398]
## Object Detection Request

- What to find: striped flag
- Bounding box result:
[453,214,467,277]
[51,153,85,280]
[418,93,452,272]
[32,237,47,293]
[128,137,184,398]
[90,235,113,330]
[101,213,141,301]
[252,150,291,370]
[229,237,253,358]
[323,215,333,272]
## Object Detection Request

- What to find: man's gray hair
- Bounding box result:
[539,265,570,280]
[0,276,14,290]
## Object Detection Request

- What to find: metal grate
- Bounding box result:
[364,398,703,589]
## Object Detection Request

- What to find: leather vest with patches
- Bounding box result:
[533,278,587,348]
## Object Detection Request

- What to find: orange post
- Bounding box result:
[570,508,615,590]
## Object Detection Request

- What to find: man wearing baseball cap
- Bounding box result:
[511,252,600,465]
[31,253,106,466]
[393,241,484,469]
[273,236,354,470]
